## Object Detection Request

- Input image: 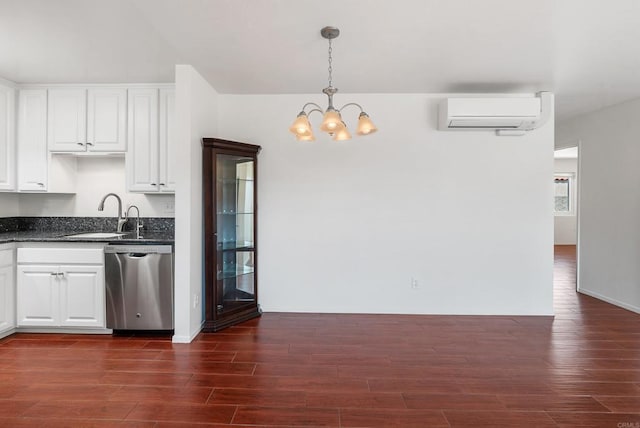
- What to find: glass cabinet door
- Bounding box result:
[215,154,256,314]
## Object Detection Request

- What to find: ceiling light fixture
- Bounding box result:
[289,26,378,142]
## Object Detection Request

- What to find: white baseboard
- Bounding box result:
[578,288,640,314]
[172,324,202,344]
[16,327,112,334]
[0,327,16,340]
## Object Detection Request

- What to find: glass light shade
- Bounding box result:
[356,112,378,135]
[333,124,351,141]
[296,132,315,142]
[289,113,312,136]
[320,109,343,133]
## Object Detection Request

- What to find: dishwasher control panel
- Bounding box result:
[104,245,172,254]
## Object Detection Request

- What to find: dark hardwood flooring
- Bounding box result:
[1,245,640,427]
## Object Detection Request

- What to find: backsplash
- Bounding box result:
[0,217,174,234]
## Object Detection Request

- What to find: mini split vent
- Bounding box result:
[438,92,551,136]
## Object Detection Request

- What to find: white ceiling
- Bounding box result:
[1,0,639,122]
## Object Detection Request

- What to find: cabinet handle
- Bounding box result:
[50,272,57,276]
[159,183,166,186]
[27,182,45,187]
[151,183,157,186]
[86,142,94,146]
[77,142,85,146]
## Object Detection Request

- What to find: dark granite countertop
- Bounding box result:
[0,230,174,245]
[0,217,174,246]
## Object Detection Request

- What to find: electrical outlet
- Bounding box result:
[193,293,199,308]
[411,277,419,289]
[164,202,175,215]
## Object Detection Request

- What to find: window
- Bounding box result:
[554,174,574,214]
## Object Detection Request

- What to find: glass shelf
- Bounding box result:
[216,212,254,215]
[217,264,254,280]
[217,241,255,251]
[217,178,254,184]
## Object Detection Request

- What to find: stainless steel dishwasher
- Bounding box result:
[104,245,174,331]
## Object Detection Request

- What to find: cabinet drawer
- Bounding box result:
[18,248,103,265]
[0,249,13,267]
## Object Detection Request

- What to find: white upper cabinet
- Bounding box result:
[18,89,48,191]
[48,88,126,153]
[0,83,16,191]
[18,89,77,193]
[158,88,176,193]
[87,88,126,151]
[48,88,87,152]
[127,87,175,194]
[127,88,159,193]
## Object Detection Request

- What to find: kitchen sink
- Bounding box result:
[65,232,127,239]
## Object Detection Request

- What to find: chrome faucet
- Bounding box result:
[98,193,127,233]
[126,205,144,239]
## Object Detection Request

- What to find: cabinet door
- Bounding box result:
[127,88,159,192]
[87,88,127,152]
[59,265,105,328]
[48,88,86,152]
[0,83,16,191]
[158,88,175,193]
[0,265,15,333]
[18,89,48,191]
[16,265,58,326]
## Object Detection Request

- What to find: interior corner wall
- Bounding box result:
[173,65,218,343]
[218,93,555,316]
[554,157,578,245]
[556,98,640,314]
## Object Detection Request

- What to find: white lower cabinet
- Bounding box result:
[0,246,15,335]
[16,247,105,329]
[59,265,105,327]
[16,265,58,326]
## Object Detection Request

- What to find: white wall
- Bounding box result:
[173,65,218,343]
[17,157,174,217]
[554,157,578,245]
[557,97,640,314]
[218,93,555,316]
[0,193,19,216]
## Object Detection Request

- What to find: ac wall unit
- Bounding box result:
[438,92,551,135]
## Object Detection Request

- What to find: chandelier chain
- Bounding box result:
[327,38,333,88]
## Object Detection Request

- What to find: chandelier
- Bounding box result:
[289,26,378,141]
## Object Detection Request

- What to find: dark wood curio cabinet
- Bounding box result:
[202,138,261,332]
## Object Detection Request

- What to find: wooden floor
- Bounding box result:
[1,245,640,427]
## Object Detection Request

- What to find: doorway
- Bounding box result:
[553,145,579,289]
